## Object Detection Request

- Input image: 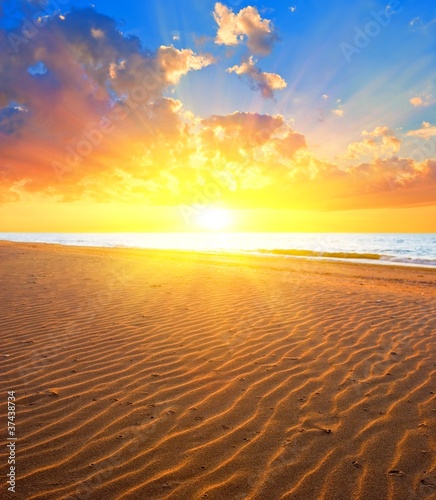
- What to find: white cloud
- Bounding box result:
[157,45,215,85]
[409,16,436,32]
[213,2,277,55]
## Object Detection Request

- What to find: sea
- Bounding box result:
[1,233,435,268]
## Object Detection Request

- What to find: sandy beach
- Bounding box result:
[0,241,435,500]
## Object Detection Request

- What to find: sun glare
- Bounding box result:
[197,208,232,231]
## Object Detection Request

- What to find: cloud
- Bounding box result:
[227,56,287,98]
[363,126,394,137]
[106,46,214,95]
[0,7,213,198]
[348,126,401,159]
[0,5,435,212]
[407,121,436,139]
[332,109,344,117]
[213,2,278,55]
[409,95,434,107]
[410,96,423,106]
[198,111,308,194]
[331,157,436,210]
[409,16,436,33]
[350,157,426,190]
[410,17,421,28]
[156,45,215,85]
[91,28,105,39]
[201,111,305,159]
[0,103,28,135]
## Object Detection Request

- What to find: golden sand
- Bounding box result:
[0,242,435,500]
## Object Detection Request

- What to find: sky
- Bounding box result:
[0,0,435,232]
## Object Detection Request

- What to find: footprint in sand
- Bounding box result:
[388,469,405,477]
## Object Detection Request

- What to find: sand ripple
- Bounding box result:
[0,243,435,499]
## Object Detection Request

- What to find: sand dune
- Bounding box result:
[0,242,435,500]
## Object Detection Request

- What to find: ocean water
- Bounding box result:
[0,233,435,268]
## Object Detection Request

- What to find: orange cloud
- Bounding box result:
[409,95,434,107]
[201,112,305,161]
[410,96,423,106]
[348,126,401,159]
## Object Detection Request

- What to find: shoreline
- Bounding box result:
[0,242,435,499]
[1,241,436,300]
[1,238,436,272]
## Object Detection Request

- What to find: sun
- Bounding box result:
[197,208,232,231]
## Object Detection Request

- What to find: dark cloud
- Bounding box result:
[0,103,28,135]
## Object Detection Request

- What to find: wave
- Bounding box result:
[255,249,382,260]
[251,249,436,267]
